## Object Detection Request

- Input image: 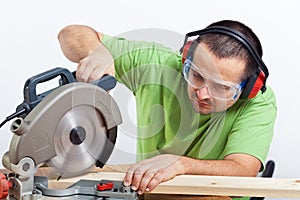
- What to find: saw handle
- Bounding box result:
[90,74,117,91]
[24,67,75,103]
[72,71,117,91]
[15,67,76,117]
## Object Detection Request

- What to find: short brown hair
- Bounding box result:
[198,20,263,81]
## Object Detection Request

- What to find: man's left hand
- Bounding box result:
[123,154,186,195]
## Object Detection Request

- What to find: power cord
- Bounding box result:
[0,109,27,129]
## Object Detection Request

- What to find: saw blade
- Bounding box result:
[47,105,107,177]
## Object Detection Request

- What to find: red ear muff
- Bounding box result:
[182,41,193,64]
[248,70,266,98]
[240,69,266,99]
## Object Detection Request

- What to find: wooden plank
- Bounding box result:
[3,165,300,198]
[152,175,300,198]
[48,172,300,198]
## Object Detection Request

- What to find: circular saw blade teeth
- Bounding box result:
[47,105,108,177]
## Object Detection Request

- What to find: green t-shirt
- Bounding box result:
[102,35,277,199]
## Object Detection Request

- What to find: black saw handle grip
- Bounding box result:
[72,71,116,91]
[13,67,75,119]
[16,67,116,118]
[24,67,75,104]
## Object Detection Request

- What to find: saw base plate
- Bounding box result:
[34,176,138,200]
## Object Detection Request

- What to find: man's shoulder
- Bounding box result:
[229,85,276,115]
[251,85,277,109]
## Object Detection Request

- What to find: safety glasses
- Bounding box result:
[183,58,246,101]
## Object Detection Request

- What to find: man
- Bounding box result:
[58,20,277,199]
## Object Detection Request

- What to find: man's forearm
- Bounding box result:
[180,154,261,177]
[58,24,103,63]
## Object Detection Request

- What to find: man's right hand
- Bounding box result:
[76,44,115,83]
[57,24,115,82]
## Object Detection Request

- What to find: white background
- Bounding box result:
[0,1,299,199]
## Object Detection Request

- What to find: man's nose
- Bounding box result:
[196,85,211,99]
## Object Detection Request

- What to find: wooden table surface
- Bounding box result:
[1,164,231,199]
[3,164,300,199]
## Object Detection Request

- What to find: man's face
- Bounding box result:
[186,43,246,114]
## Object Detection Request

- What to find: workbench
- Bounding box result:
[2,164,300,199]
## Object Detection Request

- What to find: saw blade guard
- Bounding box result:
[5,82,122,178]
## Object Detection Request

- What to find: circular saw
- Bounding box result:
[1,67,122,178]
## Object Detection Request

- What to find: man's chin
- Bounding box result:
[192,102,213,115]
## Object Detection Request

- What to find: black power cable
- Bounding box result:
[0,108,27,129]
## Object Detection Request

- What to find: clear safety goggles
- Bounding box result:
[183,59,246,101]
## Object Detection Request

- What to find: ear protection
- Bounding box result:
[180,26,269,99]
